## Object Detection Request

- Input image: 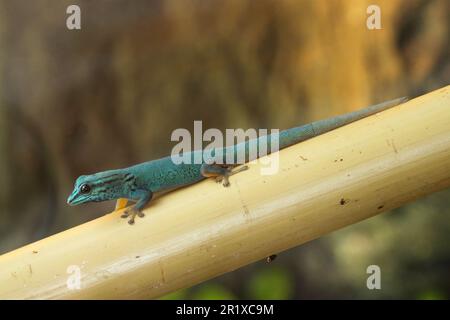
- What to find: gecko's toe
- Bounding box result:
[239,165,249,172]
[124,207,145,224]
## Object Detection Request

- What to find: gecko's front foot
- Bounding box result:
[121,206,145,225]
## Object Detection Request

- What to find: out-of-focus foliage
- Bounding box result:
[246,266,294,300]
[191,284,237,300]
[0,0,448,299]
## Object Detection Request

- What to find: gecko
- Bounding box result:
[67,97,407,225]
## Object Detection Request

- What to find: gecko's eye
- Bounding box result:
[80,184,91,194]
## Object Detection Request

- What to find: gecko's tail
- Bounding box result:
[311,96,409,135]
[279,96,409,149]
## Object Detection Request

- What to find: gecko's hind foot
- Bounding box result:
[221,165,248,187]
[215,175,230,187]
[202,164,249,187]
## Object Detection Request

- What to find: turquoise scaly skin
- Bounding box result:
[67,97,407,224]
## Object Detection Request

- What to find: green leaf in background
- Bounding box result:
[159,288,189,300]
[417,290,446,300]
[191,283,237,300]
[247,266,294,299]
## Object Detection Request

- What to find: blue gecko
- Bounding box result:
[67,97,407,224]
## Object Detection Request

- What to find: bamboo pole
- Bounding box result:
[0,86,449,299]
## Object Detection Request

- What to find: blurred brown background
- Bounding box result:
[0,0,449,299]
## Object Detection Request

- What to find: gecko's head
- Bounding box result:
[67,171,135,206]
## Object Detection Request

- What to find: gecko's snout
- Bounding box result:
[67,192,77,205]
[67,188,86,206]
[67,192,86,206]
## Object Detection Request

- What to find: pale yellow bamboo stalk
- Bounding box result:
[0,86,449,299]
